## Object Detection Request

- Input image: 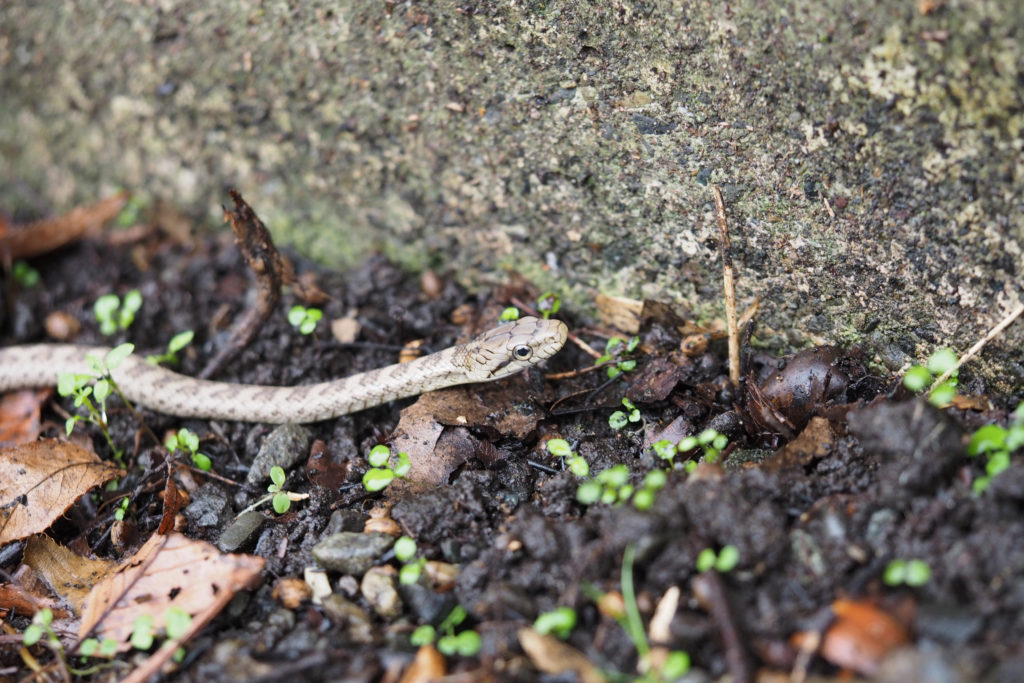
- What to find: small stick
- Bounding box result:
[200,190,290,379]
[712,185,740,385]
[930,301,1024,390]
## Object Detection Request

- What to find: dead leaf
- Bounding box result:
[0,389,49,446]
[0,191,128,260]
[762,417,837,471]
[78,532,264,650]
[817,598,909,676]
[0,440,123,544]
[0,564,70,619]
[399,644,446,683]
[518,628,605,683]
[23,535,117,616]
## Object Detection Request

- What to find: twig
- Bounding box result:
[712,186,740,385]
[930,301,1024,390]
[692,571,754,683]
[200,190,290,379]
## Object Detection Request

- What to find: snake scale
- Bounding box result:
[0,317,568,424]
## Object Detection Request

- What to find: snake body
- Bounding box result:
[0,317,568,424]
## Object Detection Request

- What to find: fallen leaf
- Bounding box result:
[762,417,837,471]
[0,191,128,260]
[0,440,123,544]
[518,628,605,683]
[23,534,117,615]
[0,389,49,446]
[78,532,264,650]
[819,598,909,676]
[399,644,446,683]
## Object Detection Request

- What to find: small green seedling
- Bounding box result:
[288,305,322,335]
[238,466,309,516]
[499,306,520,321]
[94,290,143,336]
[362,444,412,492]
[58,343,136,462]
[680,429,729,472]
[883,559,931,587]
[595,336,639,379]
[609,397,642,430]
[966,402,1023,494]
[23,608,57,649]
[268,466,291,514]
[164,606,193,663]
[903,347,959,406]
[547,438,589,477]
[115,194,147,227]
[113,497,131,521]
[651,439,677,467]
[146,330,194,365]
[165,427,211,471]
[616,545,691,681]
[533,607,577,640]
[696,545,740,573]
[411,605,482,657]
[536,292,561,320]
[25,607,118,674]
[395,535,428,585]
[13,260,40,288]
[78,636,119,659]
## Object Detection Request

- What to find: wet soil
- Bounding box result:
[2,226,1023,681]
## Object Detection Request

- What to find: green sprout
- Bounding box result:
[57,343,136,462]
[903,347,959,406]
[12,260,40,288]
[395,535,428,585]
[165,427,211,471]
[536,292,561,319]
[115,194,147,227]
[547,438,589,477]
[288,305,322,335]
[238,466,308,516]
[533,607,577,639]
[93,290,143,336]
[130,614,155,650]
[966,402,1023,494]
[696,545,740,573]
[651,439,677,467]
[164,606,193,663]
[499,306,520,321]
[612,545,691,681]
[362,444,412,492]
[25,607,117,674]
[548,439,665,509]
[595,336,640,379]
[680,429,729,472]
[146,330,195,365]
[411,605,481,657]
[609,397,642,430]
[883,559,932,587]
[23,608,57,649]
[113,497,131,521]
[268,466,291,514]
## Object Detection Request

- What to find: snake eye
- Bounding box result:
[513,345,532,360]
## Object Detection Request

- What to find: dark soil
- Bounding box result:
[2,224,1023,682]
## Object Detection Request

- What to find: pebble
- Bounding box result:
[361,566,402,618]
[313,531,394,576]
[245,424,312,485]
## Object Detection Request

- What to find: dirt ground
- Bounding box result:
[2,214,1023,682]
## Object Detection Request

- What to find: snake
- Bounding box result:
[0,316,568,424]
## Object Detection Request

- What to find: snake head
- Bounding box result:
[462,316,568,382]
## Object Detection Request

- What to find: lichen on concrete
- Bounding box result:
[1,0,1021,388]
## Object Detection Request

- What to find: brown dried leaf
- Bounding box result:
[399,644,446,683]
[23,534,116,616]
[518,628,605,683]
[0,440,123,544]
[818,598,909,676]
[762,417,837,471]
[0,191,128,260]
[0,389,49,446]
[78,532,264,650]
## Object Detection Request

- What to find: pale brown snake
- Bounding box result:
[0,317,568,423]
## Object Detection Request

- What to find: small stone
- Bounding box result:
[218,510,266,552]
[246,424,312,485]
[313,531,394,576]
[361,566,402,618]
[321,593,375,644]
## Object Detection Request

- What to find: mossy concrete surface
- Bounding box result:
[2,1,1021,388]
